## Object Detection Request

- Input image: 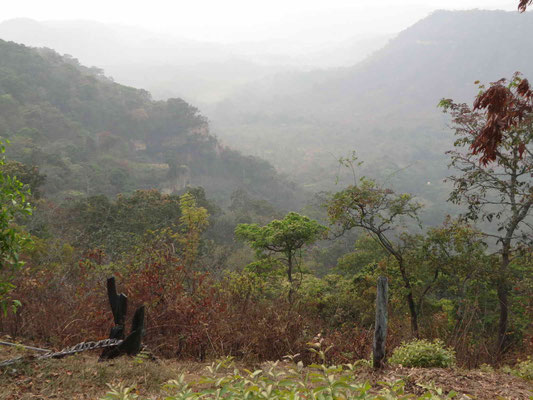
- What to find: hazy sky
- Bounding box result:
[1,0,520,43]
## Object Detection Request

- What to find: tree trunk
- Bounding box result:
[287,251,293,303]
[374,231,419,337]
[407,291,419,338]
[398,259,419,338]
[496,252,510,355]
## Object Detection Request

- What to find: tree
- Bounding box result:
[178,192,209,269]
[0,141,33,314]
[440,84,533,354]
[404,218,492,343]
[327,177,423,337]
[235,212,327,302]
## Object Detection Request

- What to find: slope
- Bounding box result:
[207,9,533,221]
[0,39,298,207]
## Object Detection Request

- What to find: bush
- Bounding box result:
[503,358,533,381]
[389,339,456,368]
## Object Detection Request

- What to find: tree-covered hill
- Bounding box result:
[0,39,299,206]
[200,10,533,223]
[206,9,533,222]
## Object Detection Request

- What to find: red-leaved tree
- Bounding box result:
[470,0,532,162]
[453,73,533,165]
[439,77,533,355]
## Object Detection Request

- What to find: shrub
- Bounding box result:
[503,358,533,381]
[389,339,456,368]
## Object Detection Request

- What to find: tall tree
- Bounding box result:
[235,212,326,302]
[440,81,533,354]
[327,177,423,337]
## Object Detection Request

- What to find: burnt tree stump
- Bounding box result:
[107,277,128,339]
[100,306,145,360]
[100,277,145,361]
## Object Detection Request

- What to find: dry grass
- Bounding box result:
[0,351,182,400]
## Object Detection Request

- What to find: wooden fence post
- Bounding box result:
[373,276,388,369]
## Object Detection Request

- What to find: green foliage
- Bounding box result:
[442,78,533,352]
[327,175,423,336]
[236,212,327,259]
[335,234,387,276]
[0,140,32,313]
[503,358,533,381]
[236,212,327,300]
[327,177,422,235]
[0,160,45,199]
[49,188,212,260]
[389,340,456,368]
[178,192,209,268]
[122,194,209,272]
[0,39,298,207]
[61,190,183,257]
[298,273,377,327]
[101,384,139,400]
[101,357,457,399]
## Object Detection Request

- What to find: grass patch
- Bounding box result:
[0,354,181,400]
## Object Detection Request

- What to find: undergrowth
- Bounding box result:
[502,357,533,382]
[388,340,456,369]
[101,356,457,400]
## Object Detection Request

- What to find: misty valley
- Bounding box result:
[0,6,532,400]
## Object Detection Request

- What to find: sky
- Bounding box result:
[1,0,520,43]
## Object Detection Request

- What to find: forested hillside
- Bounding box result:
[0,39,297,206]
[0,6,531,399]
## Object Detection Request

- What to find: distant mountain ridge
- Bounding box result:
[208,9,533,185]
[0,18,388,104]
[213,9,533,127]
[201,9,533,224]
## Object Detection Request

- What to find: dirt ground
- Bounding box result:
[357,366,533,400]
[0,346,532,400]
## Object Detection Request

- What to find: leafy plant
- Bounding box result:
[102,358,458,399]
[389,339,456,368]
[0,140,33,314]
[101,384,139,400]
[503,357,533,381]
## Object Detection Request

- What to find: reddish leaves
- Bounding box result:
[518,0,532,12]
[471,74,533,164]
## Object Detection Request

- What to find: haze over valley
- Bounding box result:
[0,3,532,397]
[2,9,529,223]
